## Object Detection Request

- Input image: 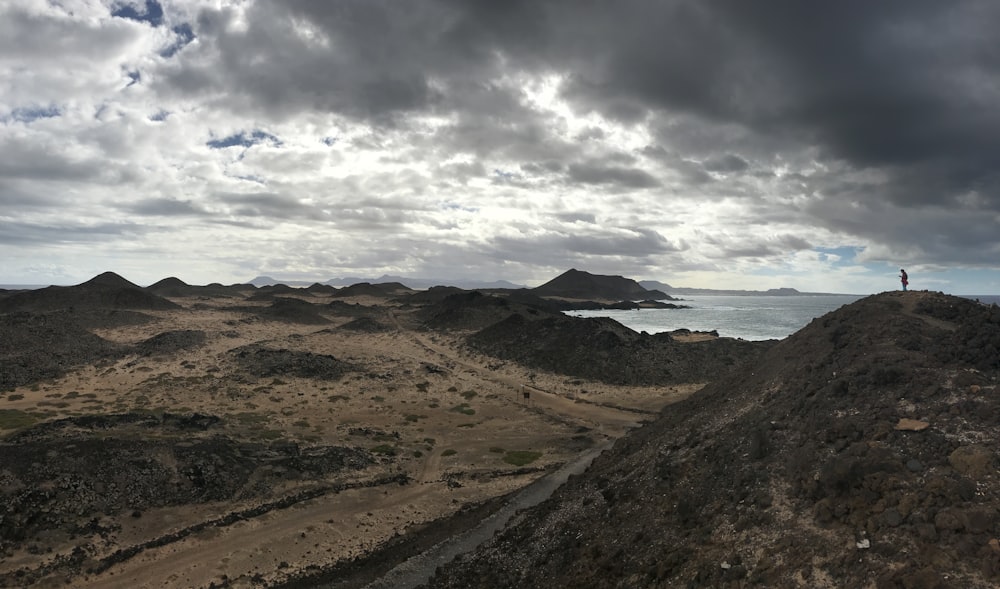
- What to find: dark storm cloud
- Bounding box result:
[493,227,683,265]
[722,235,812,259]
[126,198,208,217]
[0,220,145,245]
[566,163,660,190]
[703,154,749,174]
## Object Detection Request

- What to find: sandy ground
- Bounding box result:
[1,294,701,588]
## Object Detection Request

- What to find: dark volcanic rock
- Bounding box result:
[427,292,1000,588]
[230,344,355,379]
[331,282,414,298]
[230,297,332,325]
[0,312,125,389]
[0,413,373,551]
[260,297,331,324]
[467,312,768,385]
[338,317,394,333]
[135,329,207,356]
[393,285,466,305]
[418,291,559,332]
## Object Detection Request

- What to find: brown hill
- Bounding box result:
[533,268,670,300]
[0,272,179,313]
[417,291,560,332]
[467,312,769,385]
[426,291,1000,588]
[331,282,415,298]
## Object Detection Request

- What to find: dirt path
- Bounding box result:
[388,314,647,435]
[358,442,613,589]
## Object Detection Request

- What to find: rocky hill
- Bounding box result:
[0,272,179,313]
[467,312,769,385]
[533,269,670,301]
[426,291,1000,588]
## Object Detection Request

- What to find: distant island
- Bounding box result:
[243,269,848,298]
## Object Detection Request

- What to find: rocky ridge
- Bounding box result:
[425,291,1000,588]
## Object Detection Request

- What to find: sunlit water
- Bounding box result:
[566,294,1000,341]
[565,295,865,341]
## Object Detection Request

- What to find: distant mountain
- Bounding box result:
[249,274,524,290]
[637,279,674,291]
[533,269,670,300]
[324,274,525,290]
[248,276,314,287]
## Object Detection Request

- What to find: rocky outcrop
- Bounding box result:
[427,292,1000,588]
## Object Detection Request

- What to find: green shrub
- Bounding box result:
[449,403,475,415]
[503,450,542,466]
[371,444,398,456]
[441,449,457,457]
[0,409,38,430]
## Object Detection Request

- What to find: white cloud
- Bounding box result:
[1,0,999,294]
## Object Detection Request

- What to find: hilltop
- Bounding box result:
[426,291,1000,588]
[533,269,672,301]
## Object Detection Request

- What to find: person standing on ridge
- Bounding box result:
[899,269,908,291]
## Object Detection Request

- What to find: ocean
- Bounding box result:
[566,294,1000,341]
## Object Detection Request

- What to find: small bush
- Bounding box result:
[449,403,475,415]
[489,446,505,453]
[371,444,398,456]
[0,409,39,430]
[461,390,478,399]
[503,450,542,466]
[441,449,457,457]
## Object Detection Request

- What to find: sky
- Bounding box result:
[2,0,1000,295]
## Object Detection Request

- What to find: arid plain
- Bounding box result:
[0,275,717,588]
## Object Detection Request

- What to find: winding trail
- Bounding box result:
[351,442,612,589]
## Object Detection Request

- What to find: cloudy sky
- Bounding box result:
[2,0,1000,294]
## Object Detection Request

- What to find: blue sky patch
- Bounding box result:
[160,23,196,58]
[206,130,282,150]
[111,0,164,27]
[3,105,61,124]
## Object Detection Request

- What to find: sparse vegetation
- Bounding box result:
[441,449,457,457]
[503,450,542,466]
[371,444,398,456]
[460,390,477,399]
[0,409,39,430]
[449,403,475,415]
